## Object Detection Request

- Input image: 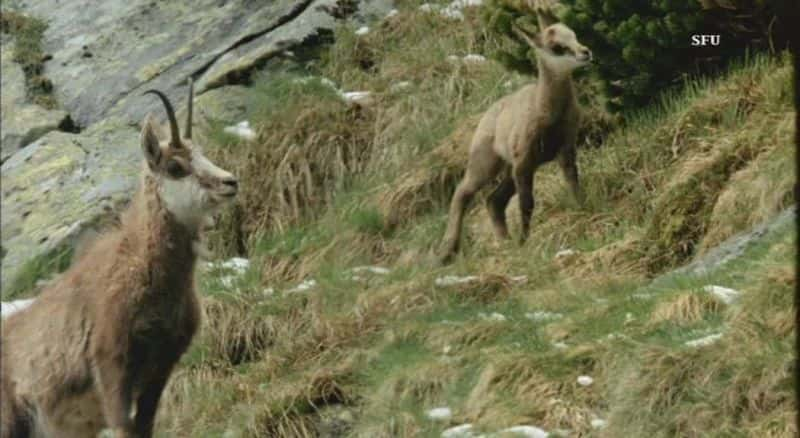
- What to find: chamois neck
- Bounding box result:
[534,58,575,118]
[126,175,199,289]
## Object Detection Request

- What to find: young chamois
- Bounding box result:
[1,80,239,438]
[438,0,591,264]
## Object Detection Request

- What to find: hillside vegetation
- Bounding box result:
[58,0,796,436]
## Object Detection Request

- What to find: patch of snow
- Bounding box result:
[427,407,453,421]
[419,3,440,12]
[577,375,593,386]
[552,341,568,349]
[223,121,256,141]
[391,81,413,92]
[554,249,577,259]
[685,332,723,348]
[355,26,370,36]
[340,91,373,106]
[288,279,317,294]
[498,425,548,438]
[386,8,399,18]
[524,311,563,322]
[219,257,250,273]
[351,266,391,275]
[435,275,479,287]
[462,54,486,63]
[702,285,741,305]
[479,312,507,322]
[1,299,35,319]
[440,7,464,20]
[442,424,474,438]
[590,418,607,429]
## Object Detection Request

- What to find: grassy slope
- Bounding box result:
[143,2,793,437]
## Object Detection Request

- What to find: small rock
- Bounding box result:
[340,91,373,106]
[386,8,399,18]
[419,3,440,12]
[442,424,474,438]
[262,287,275,297]
[355,26,370,36]
[554,249,577,259]
[685,332,723,348]
[552,341,568,349]
[498,425,548,438]
[426,407,452,421]
[577,375,593,386]
[702,285,741,305]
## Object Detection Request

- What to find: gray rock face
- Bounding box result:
[11,0,393,128]
[1,118,140,295]
[1,41,70,163]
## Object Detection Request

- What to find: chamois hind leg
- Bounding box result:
[439,155,501,264]
[512,164,535,245]
[486,170,515,240]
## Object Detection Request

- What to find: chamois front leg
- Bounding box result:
[93,355,136,437]
[134,369,173,438]
[512,164,535,245]
[557,143,583,206]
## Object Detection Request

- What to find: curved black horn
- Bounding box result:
[143,89,181,146]
[185,78,194,139]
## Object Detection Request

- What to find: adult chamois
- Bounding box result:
[1,80,238,438]
[438,0,591,264]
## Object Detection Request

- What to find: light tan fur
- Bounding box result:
[1,82,238,438]
[438,0,591,264]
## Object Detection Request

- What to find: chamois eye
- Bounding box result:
[551,44,567,55]
[165,159,189,178]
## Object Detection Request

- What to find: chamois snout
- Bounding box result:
[577,48,592,63]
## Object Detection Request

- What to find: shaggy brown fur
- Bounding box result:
[1,82,238,438]
[438,0,591,264]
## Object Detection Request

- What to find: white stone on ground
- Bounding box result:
[340,91,373,106]
[577,375,593,386]
[288,279,317,293]
[685,332,723,347]
[351,266,391,275]
[590,418,607,429]
[426,407,453,421]
[702,285,741,305]
[442,424,474,438]
[552,341,568,349]
[479,312,507,322]
[435,275,479,287]
[386,8,399,17]
[462,54,486,63]
[498,425,548,438]
[1,298,35,319]
[554,249,577,259]
[223,121,256,141]
[524,311,563,322]
[355,26,370,36]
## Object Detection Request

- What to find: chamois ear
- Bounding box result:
[512,25,542,49]
[529,0,559,29]
[141,114,162,169]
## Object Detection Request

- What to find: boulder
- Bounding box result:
[11,0,394,128]
[1,41,70,163]
[1,118,140,294]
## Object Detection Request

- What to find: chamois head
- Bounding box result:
[141,80,238,229]
[514,1,592,74]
